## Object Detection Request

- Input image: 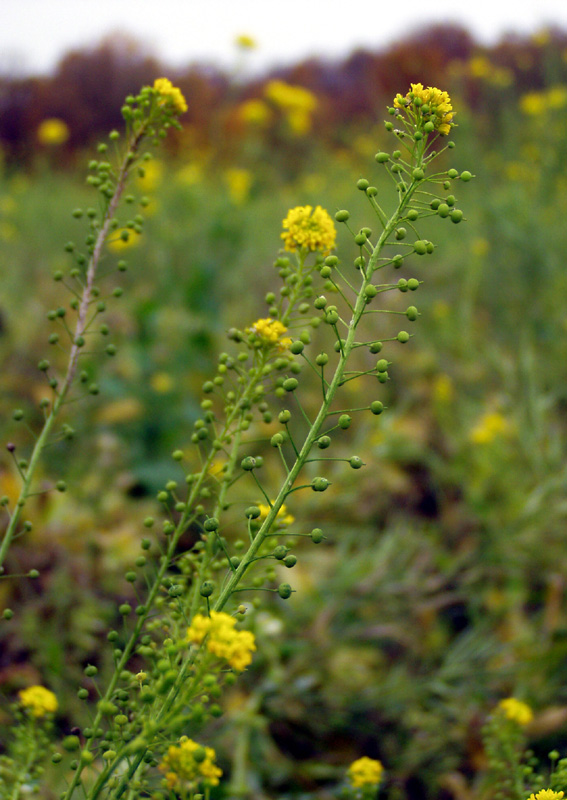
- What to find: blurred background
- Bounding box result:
[2,3,567,798]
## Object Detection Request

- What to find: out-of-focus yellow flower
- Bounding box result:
[153,78,187,114]
[159,737,222,791]
[281,205,336,254]
[497,697,533,726]
[257,502,294,527]
[175,162,204,186]
[18,685,58,717]
[246,318,291,350]
[137,159,163,192]
[235,34,256,50]
[224,167,252,205]
[394,83,454,135]
[150,372,174,393]
[96,397,143,424]
[527,791,564,800]
[287,108,312,135]
[433,374,455,405]
[532,28,551,47]
[187,611,256,671]
[347,757,384,788]
[470,411,512,444]
[468,56,492,79]
[520,86,567,116]
[37,118,69,146]
[238,99,272,127]
[108,229,141,252]
[265,80,317,114]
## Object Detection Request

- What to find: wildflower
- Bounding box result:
[235,34,256,49]
[281,205,336,254]
[497,697,533,726]
[37,118,69,146]
[153,78,187,115]
[527,791,564,800]
[264,80,317,114]
[394,83,454,135]
[257,502,294,527]
[187,611,256,671]
[348,757,384,788]
[470,411,512,445]
[159,737,222,791]
[238,98,272,127]
[224,168,253,205]
[18,685,58,717]
[246,318,292,350]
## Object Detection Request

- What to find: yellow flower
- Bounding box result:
[468,55,492,79]
[469,411,512,445]
[394,83,454,135]
[224,168,252,205]
[37,118,69,146]
[246,318,291,350]
[238,99,272,127]
[159,737,222,791]
[153,78,187,115]
[18,685,58,717]
[235,34,256,50]
[264,80,317,114]
[108,228,142,252]
[257,502,295,527]
[348,757,384,788]
[497,697,533,726]
[527,791,564,800]
[281,205,336,254]
[187,611,256,672]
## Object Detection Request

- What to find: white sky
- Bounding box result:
[2,0,567,77]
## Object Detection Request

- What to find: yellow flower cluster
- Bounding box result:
[37,118,69,146]
[497,697,534,726]
[520,85,567,116]
[258,502,295,527]
[281,205,336,254]
[159,737,222,791]
[394,83,454,135]
[348,757,384,788]
[187,611,256,671]
[153,78,188,115]
[528,791,564,800]
[18,685,58,717]
[265,80,317,134]
[247,318,292,350]
[238,98,273,127]
[469,411,511,445]
[235,34,256,50]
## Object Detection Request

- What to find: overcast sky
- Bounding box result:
[2,0,567,77]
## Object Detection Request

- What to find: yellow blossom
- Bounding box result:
[37,118,69,146]
[108,228,141,252]
[264,80,317,114]
[348,757,384,788]
[470,411,512,445]
[235,34,256,50]
[497,697,533,726]
[394,83,454,135]
[468,56,492,79]
[257,502,295,527]
[153,78,187,115]
[224,167,252,205]
[246,318,291,350]
[18,685,58,717]
[159,737,222,791]
[238,99,272,127]
[187,611,256,671]
[281,205,336,254]
[527,791,564,800]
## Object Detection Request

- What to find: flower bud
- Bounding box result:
[283,378,298,392]
[277,583,293,599]
[339,414,351,429]
[406,306,419,321]
[335,210,350,222]
[413,241,427,255]
[370,400,384,415]
[450,209,463,223]
[241,456,257,471]
[397,331,410,343]
[357,178,369,190]
[312,477,330,492]
[284,554,297,568]
[376,359,389,373]
[349,456,364,469]
[460,170,472,182]
[317,435,331,449]
[310,528,324,543]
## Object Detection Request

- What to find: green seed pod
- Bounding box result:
[395,227,407,241]
[369,341,383,354]
[378,371,389,383]
[241,456,257,471]
[278,583,293,599]
[398,278,408,292]
[12,409,24,421]
[56,480,67,492]
[284,555,297,568]
[315,353,329,366]
[314,295,327,309]
[317,435,331,449]
[406,306,419,321]
[349,456,364,469]
[366,186,378,197]
[370,400,384,415]
[430,199,441,210]
[3,608,14,620]
[334,338,346,352]
[426,242,434,254]
[273,545,287,560]
[311,528,324,543]
[407,209,419,221]
[424,121,434,133]
[414,241,427,255]
[407,278,420,290]
[283,378,298,392]
[397,331,410,343]
[63,736,81,752]
[438,203,450,218]
[339,414,352,429]
[447,168,458,179]
[335,210,350,222]
[38,359,50,371]
[460,170,472,182]
[446,194,456,207]
[376,359,389,372]
[320,265,332,279]
[412,168,424,180]
[354,233,366,245]
[375,152,389,163]
[290,340,304,354]
[325,309,339,325]
[357,178,369,190]
[312,477,330,492]
[450,209,463,223]
[204,517,219,531]
[52,752,63,763]
[200,581,215,597]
